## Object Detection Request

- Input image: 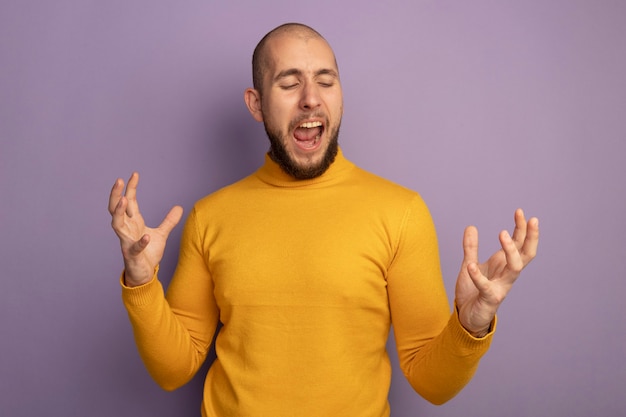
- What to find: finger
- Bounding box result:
[500,229,524,273]
[110,195,128,232]
[158,205,184,236]
[124,172,140,218]
[462,225,479,267]
[108,178,125,215]
[520,217,540,263]
[510,208,527,250]
[127,234,150,256]
[467,262,490,294]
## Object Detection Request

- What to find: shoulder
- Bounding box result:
[192,174,259,213]
[349,165,426,205]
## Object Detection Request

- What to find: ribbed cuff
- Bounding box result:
[119,266,163,307]
[447,307,497,354]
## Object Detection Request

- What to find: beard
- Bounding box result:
[263,121,340,180]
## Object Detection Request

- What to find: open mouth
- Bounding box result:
[293,121,324,150]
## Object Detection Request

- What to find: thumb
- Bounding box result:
[158,205,184,235]
[467,262,490,293]
[127,233,150,257]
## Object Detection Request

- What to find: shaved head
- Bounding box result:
[252,23,335,95]
[244,23,343,179]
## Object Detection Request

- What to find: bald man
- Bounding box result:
[109,23,539,417]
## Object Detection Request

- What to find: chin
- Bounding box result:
[266,123,340,180]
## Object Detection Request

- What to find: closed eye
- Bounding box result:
[316,69,338,87]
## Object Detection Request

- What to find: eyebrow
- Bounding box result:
[273,68,338,82]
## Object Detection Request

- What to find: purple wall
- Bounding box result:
[1,1,624,416]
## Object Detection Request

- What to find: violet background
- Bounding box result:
[1,1,625,416]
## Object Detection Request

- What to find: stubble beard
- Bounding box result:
[264,122,340,180]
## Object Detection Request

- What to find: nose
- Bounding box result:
[299,82,321,111]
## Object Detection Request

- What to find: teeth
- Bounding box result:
[299,121,322,128]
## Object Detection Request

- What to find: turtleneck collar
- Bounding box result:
[254,147,355,188]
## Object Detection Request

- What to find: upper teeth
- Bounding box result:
[299,121,322,128]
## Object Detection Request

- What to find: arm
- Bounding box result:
[389,201,539,404]
[121,207,219,390]
[388,196,493,404]
[109,173,217,389]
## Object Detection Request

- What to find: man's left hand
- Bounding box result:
[455,208,540,338]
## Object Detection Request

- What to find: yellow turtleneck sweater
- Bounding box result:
[122,149,494,417]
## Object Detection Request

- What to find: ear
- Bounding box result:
[244,88,264,122]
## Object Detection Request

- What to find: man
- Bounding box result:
[109,23,539,417]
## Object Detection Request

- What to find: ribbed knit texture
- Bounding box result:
[122,148,494,416]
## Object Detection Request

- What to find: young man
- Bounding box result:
[109,23,539,417]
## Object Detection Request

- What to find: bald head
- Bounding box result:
[252,23,337,95]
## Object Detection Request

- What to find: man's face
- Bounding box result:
[256,34,344,179]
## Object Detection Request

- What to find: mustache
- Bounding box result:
[288,112,327,131]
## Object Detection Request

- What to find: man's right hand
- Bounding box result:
[108,172,183,287]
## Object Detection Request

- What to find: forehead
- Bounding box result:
[264,33,338,77]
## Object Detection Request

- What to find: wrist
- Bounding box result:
[122,264,159,287]
[468,326,490,339]
[455,304,493,338]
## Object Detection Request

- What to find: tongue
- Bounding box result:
[294,126,321,141]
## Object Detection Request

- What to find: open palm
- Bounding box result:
[108,172,183,287]
[455,209,539,337]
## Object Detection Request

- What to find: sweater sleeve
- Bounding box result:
[121,206,219,391]
[387,195,494,405]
